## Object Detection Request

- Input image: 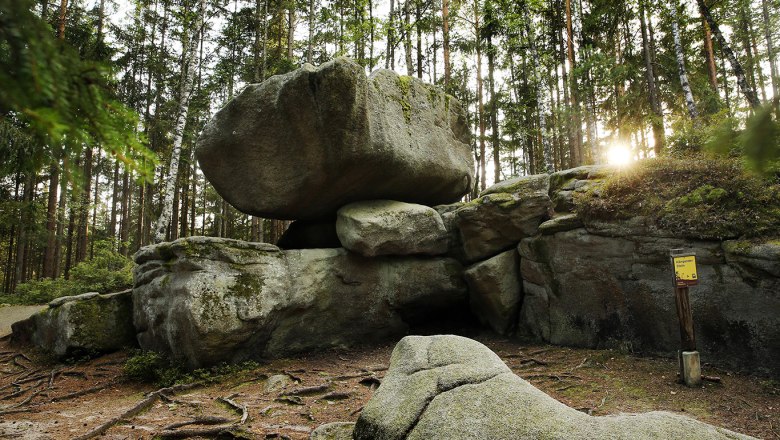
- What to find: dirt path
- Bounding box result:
[0,334,777,439]
[0,305,45,338]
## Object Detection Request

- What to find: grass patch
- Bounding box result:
[574,157,780,240]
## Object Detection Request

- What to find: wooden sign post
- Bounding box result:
[670,249,701,387]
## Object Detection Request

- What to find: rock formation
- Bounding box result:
[354,335,757,440]
[196,57,473,220]
[11,290,135,357]
[132,237,466,368]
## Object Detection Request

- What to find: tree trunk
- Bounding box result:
[525,8,552,172]
[762,0,779,98]
[475,0,486,190]
[75,147,93,264]
[287,6,295,60]
[672,5,699,120]
[90,150,101,259]
[442,0,450,88]
[13,174,33,290]
[404,0,413,76]
[487,37,500,183]
[120,170,130,256]
[109,161,119,244]
[57,0,68,39]
[639,0,665,155]
[702,7,719,91]
[386,0,395,69]
[697,0,760,108]
[153,0,204,244]
[43,166,59,278]
[54,175,66,276]
[307,0,315,63]
[565,0,582,166]
[415,0,422,79]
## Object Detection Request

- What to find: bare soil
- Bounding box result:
[0,333,777,440]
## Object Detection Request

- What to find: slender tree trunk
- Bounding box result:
[307,0,315,63]
[75,147,93,264]
[559,9,573,168]
[54,175,66,276]
[697,0,760,108]
[526,9,552,172]
[672,5,699,120]
[57,0,68,39]
[369,0,374,68]
[442,0,450,88]
[43,166,58,278]
[154,0,204,244]
[262,0,268,79]
[404,0,413,76]
[109,161,119,244]
[762,0,779,97]
[702,8,719,91]
[386,0,395,69]
[487,37,500,183]
[287,6,295,60]
[120,170,130,256]
[746,9,768,102]
[415,0,422,79]
[90,150,101,259]
[40,0,49,20]
[639,0,665,155]
[565,0,582,166]
[13,174,33,289]
[475,0,486,190]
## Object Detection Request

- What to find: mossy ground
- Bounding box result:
[574,157,780,240]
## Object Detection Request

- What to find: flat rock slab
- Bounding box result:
[196,57,473,220]
[354,335,757,440]
[337,200,449,257]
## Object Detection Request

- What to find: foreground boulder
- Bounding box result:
[133,237,467,368]
[337,200,449,257]
[11,290,135,357]
[196,57,473,220]
[354,335,756,440]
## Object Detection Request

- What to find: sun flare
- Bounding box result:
[606,144,633,166]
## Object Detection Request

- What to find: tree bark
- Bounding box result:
[762,0,779,98]
[565,0,582,166]
[672,5,699,120]
[442,0,450,88]
[386,0,395,69]
[639,0,665,155]
[153,0,204,243]
[475,0,486,190]
[404,0,413,76]
[75,147,93,264]
[702,9,719,91]
[697,0,760,108]
[287,6,295,60]
[487,36,500,183]
[307,0,315,63]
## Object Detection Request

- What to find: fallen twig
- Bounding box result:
[702,375,721,383]
[319,391,351,401]
[155,425,251,439]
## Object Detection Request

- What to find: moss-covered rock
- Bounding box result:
[11,290,136,358]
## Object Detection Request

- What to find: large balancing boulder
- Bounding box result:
[196,57,473,220]
[132,237,467,368]
[354,335,756,440]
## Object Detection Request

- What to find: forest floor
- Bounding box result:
[0,333,777,440]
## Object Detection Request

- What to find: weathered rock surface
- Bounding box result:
[518,227,780,375]
[463,249,521,335]
[11,290,136,357]
[133,237,467,368]
[309,422,355,440]
[196,57,473,220]
[336,200,449,257]
[354,335,756,440]
[449,174,552,262]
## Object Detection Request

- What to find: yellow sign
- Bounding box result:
[673,255,698,287]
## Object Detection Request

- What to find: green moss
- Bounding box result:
[574,157,780,240]
[230,273,264,299]
[396,75,413,123]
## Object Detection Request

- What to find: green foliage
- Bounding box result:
[705,101,780,176]
[574,157,780,240]
[124,350,260,387]
[0,0,155,179]
[0,241,133,305]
